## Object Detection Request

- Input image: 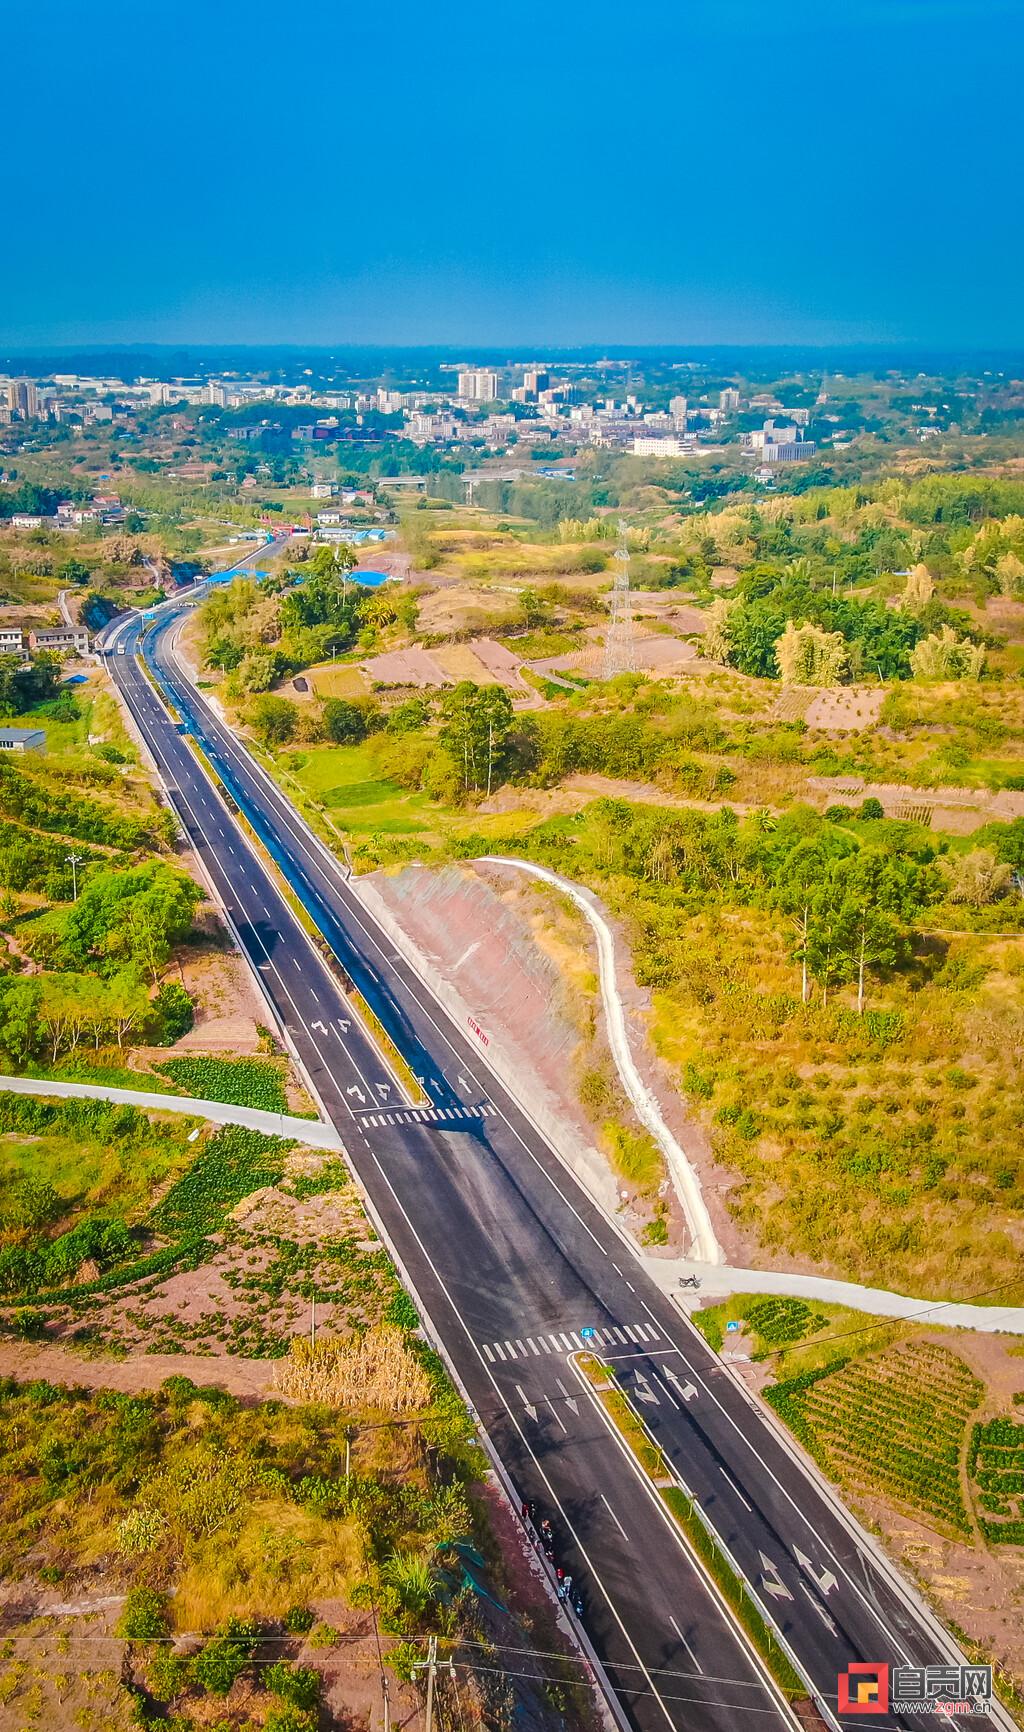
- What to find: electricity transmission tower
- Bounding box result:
[603,518,637,678]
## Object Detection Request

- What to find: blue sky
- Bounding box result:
[4,0,1021,349]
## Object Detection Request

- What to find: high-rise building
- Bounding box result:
[457,368,498,403]
[669,394,688,427]
[6,380,39,418]
[719,387,741,413]
[205,381,228,407]
[523,368,549,396]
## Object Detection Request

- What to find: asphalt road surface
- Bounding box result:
[97,591,1010,1732]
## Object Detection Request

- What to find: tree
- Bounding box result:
[702,597,738,664]
[775,620,850,687]
[942,848,1013,906]
[439,682,515,796]
[248,694,298,746]
[910,626,985,681]
[0,978,41,1065]
[838,898,903,1015]
[321,698,367,744]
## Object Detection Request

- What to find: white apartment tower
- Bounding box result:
[457,368,499,403]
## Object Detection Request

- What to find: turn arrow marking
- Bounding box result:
[758,1551,794,1602]
[794,1547,839,1596]
[663,1366,699,1401]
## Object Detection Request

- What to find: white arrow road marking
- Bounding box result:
[555,1377,579,1416]
[457,1074,472,1092]
[758,1552,794,1601]
[335,1020,350,1034]
[516,1384,539,1423]
[346,1085,366,1104]
[311,1019,328,1034]
[663,1366,699,1401]
[633,1370,660,1406]
[798,1581,838,1634]
[378,1082,391,1097]
[794,1547,839,1596]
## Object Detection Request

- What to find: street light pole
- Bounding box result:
[65,852,84,902]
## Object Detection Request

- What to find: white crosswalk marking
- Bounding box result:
[359,1103,491,1129]
[483,1344,494,1362]
[480,1322,659,1364]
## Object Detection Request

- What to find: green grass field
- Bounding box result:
[0,1109,196,1227]
[283,745,436,835]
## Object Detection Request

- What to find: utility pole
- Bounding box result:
[364,1541,391,1732]
[65,852,84,902]
[412,1634,453,1732]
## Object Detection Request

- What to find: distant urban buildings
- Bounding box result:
[719,387,741,412]
[457,368,498,403]
[6,380,39,419]
[631,435,695,457]
[743,419,816,463]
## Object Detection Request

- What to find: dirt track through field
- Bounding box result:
[0,1341,279,1399]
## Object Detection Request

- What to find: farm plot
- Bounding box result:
[767,1341,983,1538]
[970,1417,1024,1543]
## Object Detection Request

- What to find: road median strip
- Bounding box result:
[574,1350,812,1710]
[152,676,426,1109]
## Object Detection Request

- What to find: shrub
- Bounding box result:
[188,1618,258,1695]
[147,1651,189,1699]
[151,980,195,1044]
[118,1586,170,1639]
[858,797,885,820]
[264,1710,318,1732]
[283,1604,315,1634]
[322,698,368,743]
[265,1662,321,1710]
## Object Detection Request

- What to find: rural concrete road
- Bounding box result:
[0,1073,344,1149]
[481,855,722,1266]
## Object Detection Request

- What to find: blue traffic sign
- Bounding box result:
[581,1326,597,1341]
[726,1320,740,1333]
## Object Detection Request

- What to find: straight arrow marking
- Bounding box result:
[515,1384,539,1424]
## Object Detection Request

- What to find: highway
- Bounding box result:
[98,571,1011,1732]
